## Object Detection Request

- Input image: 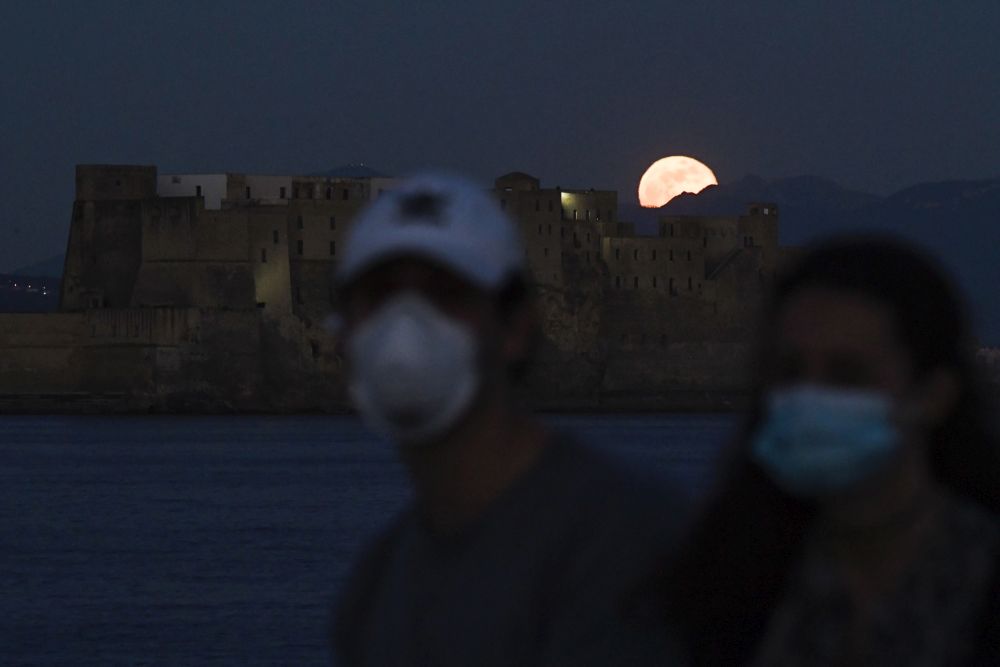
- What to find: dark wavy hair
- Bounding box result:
[660,235,999,665]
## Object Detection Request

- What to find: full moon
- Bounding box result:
[638,156,718,208]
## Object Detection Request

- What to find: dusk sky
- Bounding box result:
[1,1,998,271]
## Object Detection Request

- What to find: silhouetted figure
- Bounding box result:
[658,237,1000,665]
[330,174,683,666]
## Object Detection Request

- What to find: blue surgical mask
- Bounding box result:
[751,385,900,497]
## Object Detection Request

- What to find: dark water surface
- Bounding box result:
[0,414,736,665]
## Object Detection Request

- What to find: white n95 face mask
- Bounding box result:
[346,292,480,446]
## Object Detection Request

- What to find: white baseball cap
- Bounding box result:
[337,173,526,290]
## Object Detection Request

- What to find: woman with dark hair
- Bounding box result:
[661,236,1000,665]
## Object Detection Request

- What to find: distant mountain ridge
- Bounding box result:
[11,254,64,277]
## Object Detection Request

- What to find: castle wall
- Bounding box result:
[131,199,257,309]
[247,207,293,316]
[157,174,229,209]
[602,236,707,296]
[75,165,156,201]
[61,199,144,310]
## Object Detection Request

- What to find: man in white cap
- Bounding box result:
[331,173,682,666]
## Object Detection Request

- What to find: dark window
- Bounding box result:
[538,224,542,235]
[586,233,591,242]
[535,200,540,212]
[296,287,302,303]
[670,249,674,261]
[573,209,577,220]
[669,277,675,294]
[652,250,657,261]
[342,188,349,201]
[297,216,303,230]
[195,185,202,196]
[670,224,675,237]
[586,209,591,220]
[329,241,336,256]
[615,276,621,288]
[297,240,303,255]
[548,200,553,212]
[704,237,708,248]
[280,186,287,199]
[272,230,279,244]
[634,249,639,260]
[261,248,267,263]
[688,276,693,290]
[544,248,549,257]
[615,248,620,260]
[326,187,332,200]
[608,209,613,221]
[246,186,251,199]
[687,251,692,261]
[329,216,336,230]
[293,187,299,199]
[547,224,552,235]
[500,199,506,210]
[560,227,565,238]
[633,276,639,289]
[653,277,658,288]
[586,251,590,263]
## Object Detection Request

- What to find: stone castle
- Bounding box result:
[0,165,789,412]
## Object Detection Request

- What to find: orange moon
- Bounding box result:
[638,156,718,208]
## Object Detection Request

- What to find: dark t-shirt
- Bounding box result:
[332,436,686,666]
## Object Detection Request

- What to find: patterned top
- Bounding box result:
[754,493,999,666]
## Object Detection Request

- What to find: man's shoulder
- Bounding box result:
[545,434,682,513]
[331,512,411,663]
[537,434,687,554]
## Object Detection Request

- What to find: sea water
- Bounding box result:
[0,414,737,665]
